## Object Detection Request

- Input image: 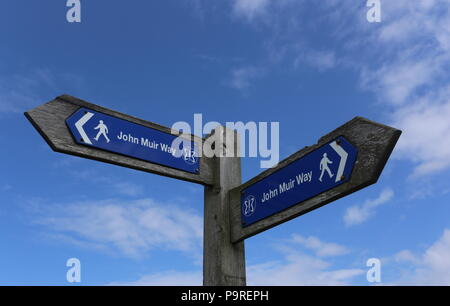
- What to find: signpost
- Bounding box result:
[229,117,401,243]
[25,95,214,185]
[25,95,401,286]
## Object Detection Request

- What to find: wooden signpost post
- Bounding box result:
[25,95,401,286]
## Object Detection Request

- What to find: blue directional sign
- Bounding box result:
[66,107,200,174]
[241,136,357,227]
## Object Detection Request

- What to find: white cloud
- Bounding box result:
[390,229,450,285]
[357,0,449,107]
[419,229,450,284]
[295,50,336,72]
[109,270,202,286]
[394,250,420,265]
[107,228,450,286]
[116,254,364,285]
[227,66,264,90]
[247,251,364,285]
[0,68,83,114]
[391,95,450,177]
[356,1,450,177]
[110,233,363,286]
[32,198,203,259]
[343,189,394,226]
[361,57,438,106]
[290,234,349,257]
[1,184,12,192]
[0,69,52,113]
[233,0,270,20]
[53,160,145,197]
[228,0,450,178]
[113,182,143,197]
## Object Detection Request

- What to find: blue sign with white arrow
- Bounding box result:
[241,136,357,227]
[66,107,200,174]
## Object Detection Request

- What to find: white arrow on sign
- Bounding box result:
[75,112,94,145]
[330,141,348,183]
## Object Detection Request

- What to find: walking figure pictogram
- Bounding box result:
[94,120,110,143]
[319,153,334,182]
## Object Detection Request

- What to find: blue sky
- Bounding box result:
[1,0,450,285]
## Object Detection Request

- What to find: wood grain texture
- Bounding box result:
[203,127,246,286]
[229,117,402,243]
[24,94,214,185]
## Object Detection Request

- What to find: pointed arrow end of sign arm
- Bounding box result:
[319,116,402,187]
[229,116,402,243]
[24,96,79,153]
[25,95,216,186]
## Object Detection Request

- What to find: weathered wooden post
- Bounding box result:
[203,126,246,286]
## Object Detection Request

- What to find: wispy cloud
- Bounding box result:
[343,189,394,227]
[232,0,270,21]
[389,229,450,285]
[248,233,362,285]
[392,94,450,177]
[223,0,450,179]
[107,228,450,286]
[0,68,53,113]
[109,232,363,285]
[52,159,144,197]
[353,1,450,178]
[109,270,202,286]
[227,66,265,90]
[1,184,12,192]
[0,68,84,114]
[393,250,421,266]
[30,198,203,259]
[295,50,337,72]
[290,234,350,257]
[247,251,364,286]
[111,253,364,286]
[360,56,438,106]
[113,182,143,197]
